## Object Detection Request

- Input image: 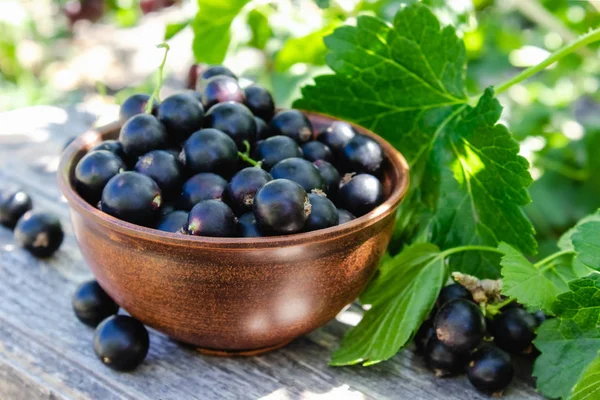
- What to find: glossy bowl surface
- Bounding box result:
[58,111,409,353]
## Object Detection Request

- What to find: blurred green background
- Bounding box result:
[1,0,599,253]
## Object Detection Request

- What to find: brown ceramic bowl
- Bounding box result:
[58,111,409,354]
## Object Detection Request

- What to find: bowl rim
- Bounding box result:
[58,109,410,249]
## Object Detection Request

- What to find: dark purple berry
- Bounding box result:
[157,93,204,142]
[118,114,167,160]
[119,94,158,124]
[201,76,245,109]
[180,128,238,176]
[238,212,263,237]
[196,65,237,90]
[14,211,64,258]
[437,283,473,308]
[253,135,302,170]
[304,193,338,232]
[302,141,333,162]
[467,345,514,395]
[269,110,313,144]
[225,167,272,213]
[178,173,227,211]
[205,102,256,150]
[313,160,341,197]
[72,280,119,327]
[317,121,356,151]
[0,188,33,229]
[253,179,310,235]
[425,337,467,377]
[337,209,356,225]
[338,174,384,217]
[101,172,162,226]
[491,308,537,353]
[270,158,326,192]
[187,200,237,237]
[244,84,275,121]
[254,117,269,141]
[340,135,384,175]
[134,150,182,199]
[156,210,188,233]
[94,315,149,371]
[434,299,486,353]
[91,140,126,161]
[414,319,435,353]
[75,150,125,203]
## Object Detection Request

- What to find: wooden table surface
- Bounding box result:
[0,105,544,400]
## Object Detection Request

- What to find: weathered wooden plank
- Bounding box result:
[0,106,543,399]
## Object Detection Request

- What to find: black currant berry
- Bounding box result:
[157,92,204,142]
[93,315,149,371]
[196,65,237,90]
[313,160,341,197]
[72,280,119,327]
[253,135,302,170]
[187,200,237,237]
[0,188,33,229]
[304,192,338,232]
[317,121,356,151]
[238,212,263,237]
[118,114,167,160]
[491,308,537,353]
[156,210,188,233]
[183,89,203,104]
[302,141,333,163]
[177,173,228,211]
[253,179,310,235]
[225,167,272,213]
[205,102,256,150]
[337,209,356,225]
[338,174,384,217]
[414,319,435,353]
[255,117,269,141]
[467,345,514,395]
[434,299,486,353]
[14,211,64,258]
[201,76,245,109]
[425,337,467,377]
[75,150,125,203]
[244,84,275,121]
[119,94,158,124]
[269,110,313,144]
[180,128,238,176]
[270,158,326,192]
[135,150,182,199]
[340,135,384,175]
[91,140,126,161]
[101,172,162,226]
[437,283,473,308]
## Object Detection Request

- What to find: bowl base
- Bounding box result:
[196,340,292,357]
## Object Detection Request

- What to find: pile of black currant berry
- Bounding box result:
[0,187,64,258]
[75,64,387,237]
[72,280,149,371]
[414,283,543,396]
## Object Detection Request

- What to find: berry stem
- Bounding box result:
[238,141,262,167]
[145,43,170,114]
[486,297,516,317]
[440,245,505,259]
[533,249,575,269]
[494,27,600,95]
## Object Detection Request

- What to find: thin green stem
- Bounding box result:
[486,297,517,317]
[534,249,575,269]
[440,245,505,259]
[494,27,600,95]
[238,141,262,167]
[145,43,170,114]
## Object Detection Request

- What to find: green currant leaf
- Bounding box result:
[247,8,272,50]
[164,20,191,40]
[533,274,600,399]
[330,243,447,366]
[192,0,249,64]
[293,4,535,278]
[274,24,339,72]
[559,210,600,252]
[570,352,600,400]
[499,243,565,314]
[573,221,600,272]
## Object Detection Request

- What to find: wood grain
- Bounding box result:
[0,106,543,400]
